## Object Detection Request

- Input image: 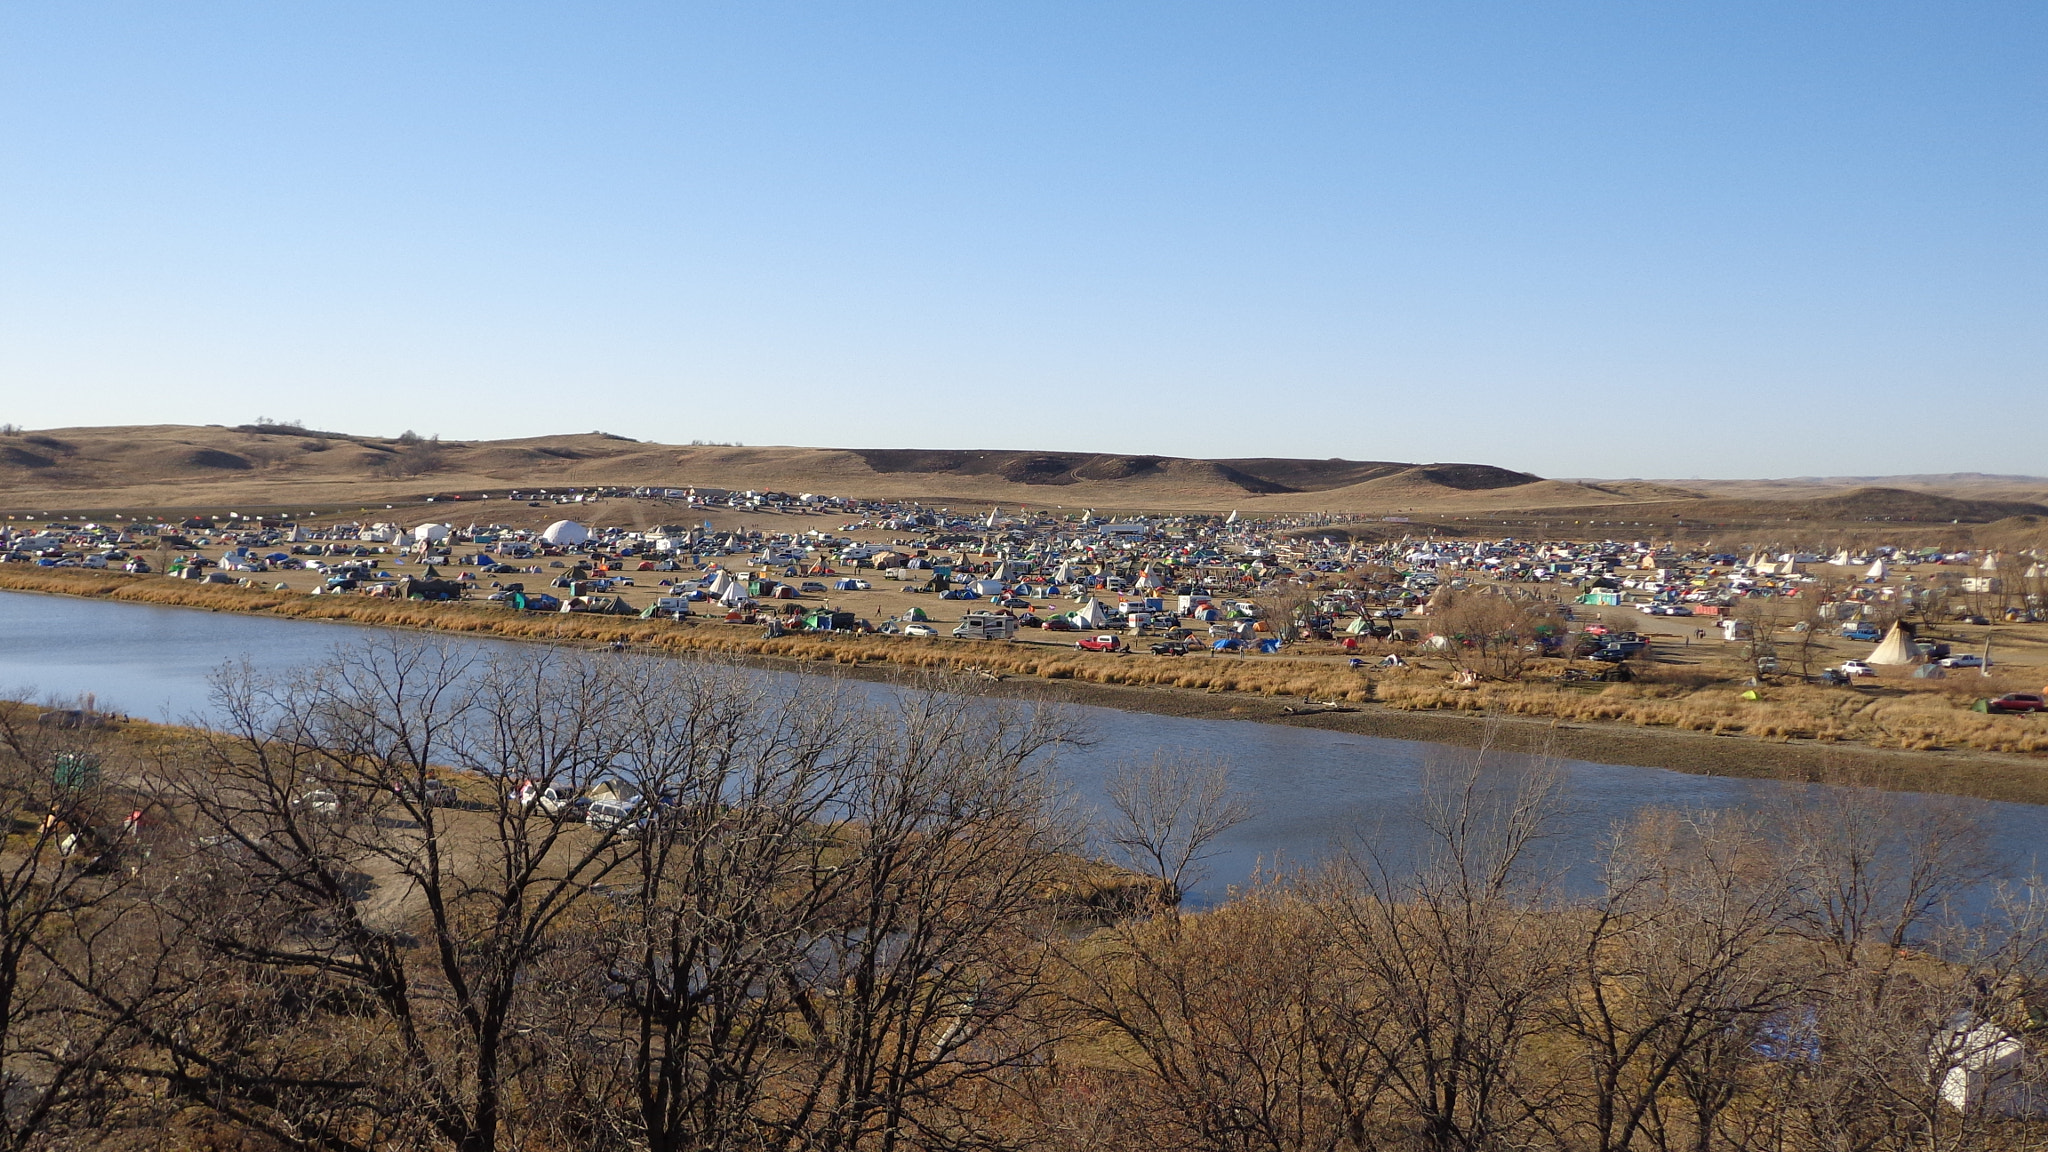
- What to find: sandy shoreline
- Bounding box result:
[3,568,2043,807]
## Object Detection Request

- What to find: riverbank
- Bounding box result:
[5,566,2046,805]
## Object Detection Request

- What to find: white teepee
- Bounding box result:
[1868,622,1924,666]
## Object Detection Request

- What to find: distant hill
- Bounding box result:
[1656,473,2048,506]
[2,425,2039,527]
[0,425,1608,514]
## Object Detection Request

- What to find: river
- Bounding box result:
[2,589,2041,905]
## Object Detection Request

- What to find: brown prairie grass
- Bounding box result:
[1374,671,2048,754]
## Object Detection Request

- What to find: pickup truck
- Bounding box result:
[1076,635,1122,653]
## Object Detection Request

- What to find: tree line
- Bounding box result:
[1,639,2045,1151]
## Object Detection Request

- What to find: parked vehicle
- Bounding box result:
[951,612,1018,640]
[902,623,937,638]
[1076,635,1122,653]
[293,789,341,816]
[392,778,458,808]
[515,781,585,818]
[1939,654,1988,668]
[1149,640,1190,656]
[1837,660,1875,677]
[1988,693,2047,714]
[586,797,645,832]
[1841,626,1882,642]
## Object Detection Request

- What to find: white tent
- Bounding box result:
[706,571,734,597]
[1072,598,1109,629]
[1868,622,1925,666]
[541,520,590,546]
[1866,559,1887,580]
[412,523,452,544]
[1932,1018,2046,1116]
[719,582,749,607]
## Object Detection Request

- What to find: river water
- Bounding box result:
[2,589,2041,905]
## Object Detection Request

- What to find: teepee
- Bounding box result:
[1868,622,1925,666]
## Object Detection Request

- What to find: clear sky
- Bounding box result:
[2,3,2042,479]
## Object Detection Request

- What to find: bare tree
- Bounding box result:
[152,640,649,1152]
[1058,885,1336,1152]
[1433,591,1562,680]
[1311,752,1570,1152]
[1101,753,1254,910]
[0,703,153,1151]
[1549,808,1815,1152]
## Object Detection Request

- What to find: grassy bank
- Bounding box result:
[5,566,2045,774]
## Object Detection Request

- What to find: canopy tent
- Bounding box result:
[1868,622,1925,666]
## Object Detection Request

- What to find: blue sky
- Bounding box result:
[2,3,2042,478]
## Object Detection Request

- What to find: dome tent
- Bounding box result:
[541,520,590,546]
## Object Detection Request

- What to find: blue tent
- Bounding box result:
[1212,638,1241,652]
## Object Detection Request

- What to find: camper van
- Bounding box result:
[951,612,1018,641]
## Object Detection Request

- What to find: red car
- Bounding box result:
[1989,693,2047,714]
[1076,634,1122,653]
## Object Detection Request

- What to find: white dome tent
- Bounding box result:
[541,520,590,546]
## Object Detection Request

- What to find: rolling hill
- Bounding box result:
[2,426,2042,531]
